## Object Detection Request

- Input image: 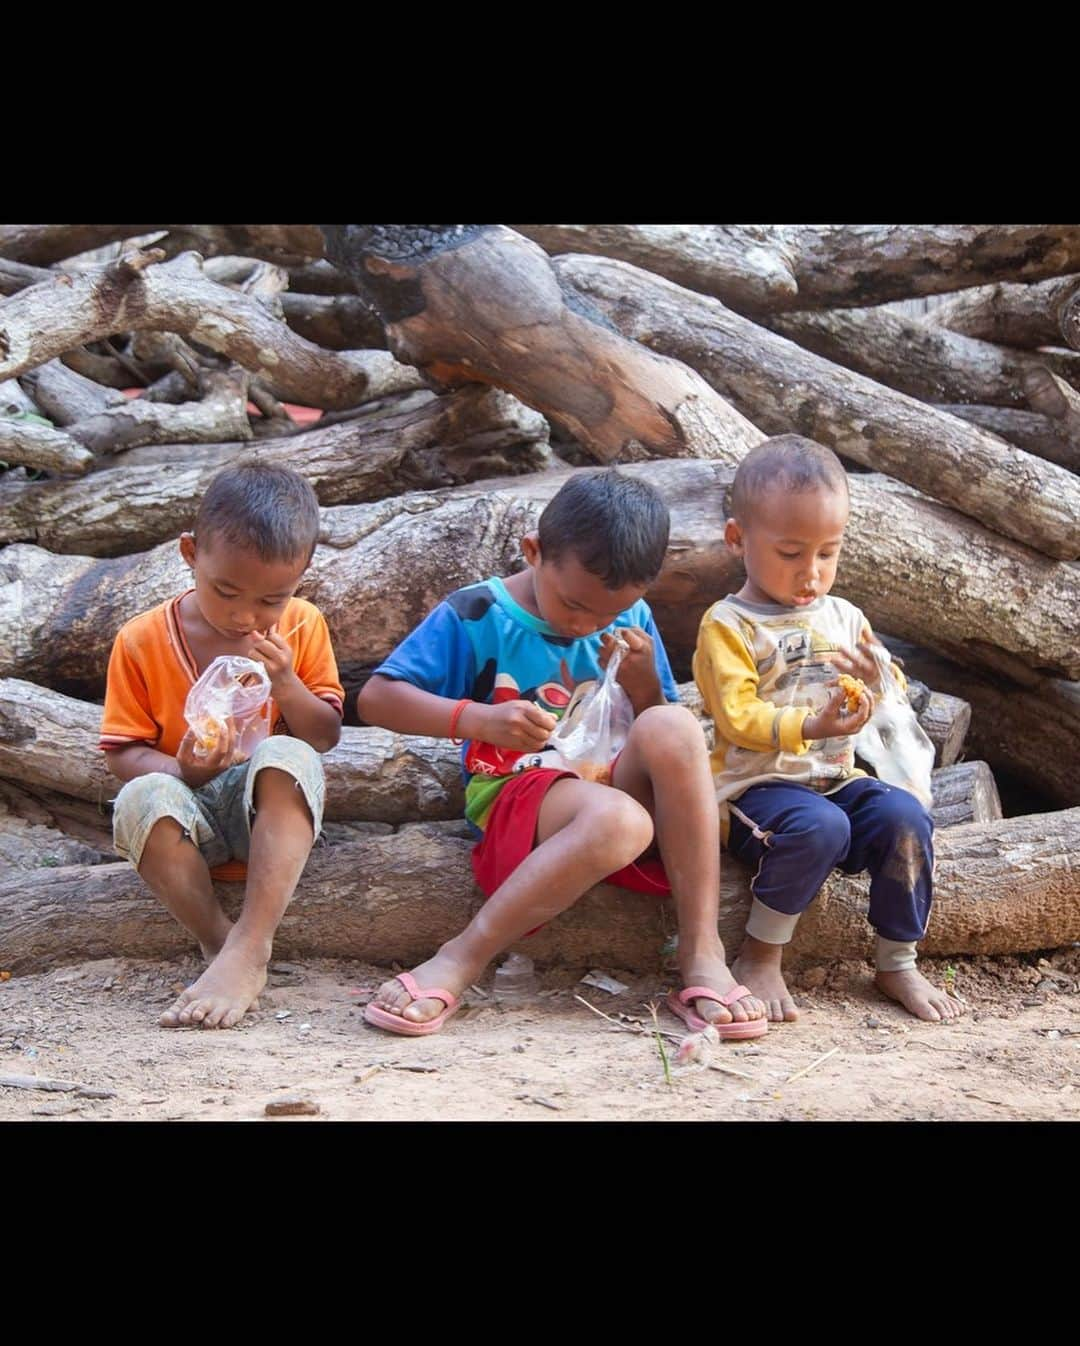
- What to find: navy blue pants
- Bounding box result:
[727,777,933,944]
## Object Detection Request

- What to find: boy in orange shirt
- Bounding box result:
[100,463,344,1030]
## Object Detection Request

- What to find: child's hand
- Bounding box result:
[828,640,887,689]
[248,627,296,693]
[473,699,557,751]
[176,720,238,788]
[600,628,661,713]
[803,683,875,743]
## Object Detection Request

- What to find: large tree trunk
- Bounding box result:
[0,677,464,821]
[934,405,1080,474]
[878,638,1080,809]
[518,224,1080,313]
[4,461,1078,698]
[320,224,764,465]
[923,273,1080,349]
[765,305,1080,406]
[0,249,423,410]
[0,386,552,556]
[552,255,1080,560]
[515,224,801,314]
[2,677,974,829]
[4,806,1079,974]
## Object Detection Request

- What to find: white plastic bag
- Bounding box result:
[183,655,272,764]
[854,646,934,807]
[545,637,635,784]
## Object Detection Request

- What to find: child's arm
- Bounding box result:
[106,723,241,789]
[599,628,667,716]
[249,629,341,753]
[694,618,817,751]
[359,675,554,750]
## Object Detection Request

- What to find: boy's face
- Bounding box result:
[179,532,308,641]
[521,534,648,639]
[725,483,848,608]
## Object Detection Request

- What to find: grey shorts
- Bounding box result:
[112,736,326,872]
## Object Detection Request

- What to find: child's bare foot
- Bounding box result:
[369,950,476,1026]
[160,941,268,1030]
[680,950,766,1025]
[876,968,963,1022]
[732,946,799,1022]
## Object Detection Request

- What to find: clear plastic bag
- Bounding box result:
[183,655,272,765]
[854,645,934,807]
[546,637,635,784]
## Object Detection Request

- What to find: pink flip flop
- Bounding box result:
[667,984,768,1039]
[363,971,462,1037]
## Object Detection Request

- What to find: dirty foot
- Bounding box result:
[368,951,473,1027]
[680,951,767,1026]
[160,942,268,1029]
[876,968,963,1022]
[732,950,799,1022]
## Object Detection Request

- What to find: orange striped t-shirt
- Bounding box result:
[100,590,344,881]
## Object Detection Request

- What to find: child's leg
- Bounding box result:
[610,704,766,1028]
[166,739,323,1030]
[831,777,961,1022]
[138,817,233,960]
[112,773,234,1006]
[369,776,655,1027]
[726,782,854,1021]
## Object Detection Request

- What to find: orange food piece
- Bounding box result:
[837,674,866,711]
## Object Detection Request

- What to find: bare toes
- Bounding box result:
[202,1003,229,1029]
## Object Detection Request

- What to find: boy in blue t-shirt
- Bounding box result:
[358,469,768,1038]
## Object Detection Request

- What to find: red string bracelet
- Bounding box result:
[449,698,471,745]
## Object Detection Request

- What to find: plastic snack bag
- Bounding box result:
[183,655,272,765]
[545,637,635,785]
[854,645,934,807]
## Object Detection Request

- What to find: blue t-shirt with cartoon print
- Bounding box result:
[373,576,680,827]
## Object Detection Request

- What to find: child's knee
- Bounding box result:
[628,703,706,759]
[806,805,851,864]
[112,773,201,868]
[588,792,654,866]
[246,738,325,831]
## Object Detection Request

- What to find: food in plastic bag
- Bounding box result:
[545,637,635,785]
[184,655,272,765]
[854,646,934,807]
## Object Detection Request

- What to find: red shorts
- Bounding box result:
[470,766,671,900]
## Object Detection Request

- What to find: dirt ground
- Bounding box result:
[2,947,1077,1122]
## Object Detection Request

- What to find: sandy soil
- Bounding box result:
[2,946,1078,1122]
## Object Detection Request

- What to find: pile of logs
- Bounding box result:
[3,223,1079,973]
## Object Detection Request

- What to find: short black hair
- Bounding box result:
[730,434,848,521]
[194,462,321,564]
[538,468,670,588]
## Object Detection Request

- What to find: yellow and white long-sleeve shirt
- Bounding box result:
[693,593,904,838]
